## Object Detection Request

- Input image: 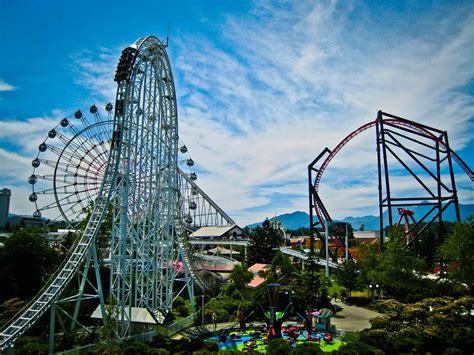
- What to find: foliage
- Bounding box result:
[267,338,292,354]
[412,221,455,267]
[437,219,474,292]
[366,227,428,302]
[333,260,361,297]
[14,336,49,354]
[290,270,331,311]
[176,304,190,317]
[150,333,218,354]
[338,332,384,354]
[0,298,26,326]
[247,219,280,264]
[258,251,296,285]
[174,296,186,307]
[286,227,310,236]
[288,341,323,354]
[204,284,252,323]
[358,296,474,353]
[355,243,380,287]
[229,263,253,296]
[0,227,60,303]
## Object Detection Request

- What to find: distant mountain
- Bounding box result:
[245,203,474,230]
[246,211,310,230]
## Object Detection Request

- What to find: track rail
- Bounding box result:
[0,141,120,351]
[280,247,340,269]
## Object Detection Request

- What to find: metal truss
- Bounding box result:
[178,168,235,230]
[1,35,238,352]
[309,111,472,261]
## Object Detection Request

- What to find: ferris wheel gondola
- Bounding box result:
[29,104,199,229]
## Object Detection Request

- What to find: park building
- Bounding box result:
[188,224,248,240]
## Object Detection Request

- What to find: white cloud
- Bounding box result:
[4,1,473,227]
[0,79,16,92]
[173,1,474,225]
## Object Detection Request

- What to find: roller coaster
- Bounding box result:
[309,111,473,261]
[0,36,235,353]
[1,34,472,353]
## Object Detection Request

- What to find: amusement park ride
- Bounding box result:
[0,35,472,353]
[1,36,235,353]
[308,111,473,263]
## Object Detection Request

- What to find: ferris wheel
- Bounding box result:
[28,103,198,229]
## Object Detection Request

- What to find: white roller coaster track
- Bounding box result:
[0,129,121,351]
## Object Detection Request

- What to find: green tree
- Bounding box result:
[356,243,380,287]
[333,260,361,297]
[229,263,253,296]
[247,219,280,264]
[258,251,296,284]
[0,228,60,302]
[437,219,474,293]
[369,227,427,302]
[360,296,474,353]
[290,270,331,310]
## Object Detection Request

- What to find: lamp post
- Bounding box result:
[201,290,205,325]
[284,290,295,304]
[368,284,379,303]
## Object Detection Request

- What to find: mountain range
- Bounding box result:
[246,203,474,230]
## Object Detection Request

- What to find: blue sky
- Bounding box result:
[0,0,473,225]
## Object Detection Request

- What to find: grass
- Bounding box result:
[209,329,344,353]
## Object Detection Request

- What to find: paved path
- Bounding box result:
[330,301,382,332]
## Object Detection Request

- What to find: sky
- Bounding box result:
[0,0,473,226]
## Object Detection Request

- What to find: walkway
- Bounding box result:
[330,301,382,332]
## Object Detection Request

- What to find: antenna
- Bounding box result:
[165,23,170,47]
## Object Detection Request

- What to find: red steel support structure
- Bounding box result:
[309,111,472,261]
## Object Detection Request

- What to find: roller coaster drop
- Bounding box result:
[309,111,473,262]
[0,36,235,352]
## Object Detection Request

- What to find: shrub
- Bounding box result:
[267,338,291,355]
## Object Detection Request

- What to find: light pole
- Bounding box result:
[201,291,205,325]
[284,290,295,304]
[368,284,379,303]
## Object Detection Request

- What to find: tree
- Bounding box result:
[437,218,474,293]
[333,260,361,297]
[229,263,253,295]
[369,227,427,302]
[289,342,323,354]
[359,296,474,353]
[247,219,280,264]
[258,251,296,284]
[0,228,60,303]
[290,270,331,311]
[356,243,380,287]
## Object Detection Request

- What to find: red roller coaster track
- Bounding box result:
[312,115,473,228]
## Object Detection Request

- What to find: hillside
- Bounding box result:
[246,203,474,230]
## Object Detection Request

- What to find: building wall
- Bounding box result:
[0,188,11,229]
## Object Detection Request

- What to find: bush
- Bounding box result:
[289,342,323,354]
[177,304,190,317]
[119,340,151,354]
[174,296,185,307]
[267,338,291,355]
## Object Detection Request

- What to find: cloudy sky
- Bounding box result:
[0,0,473,226]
